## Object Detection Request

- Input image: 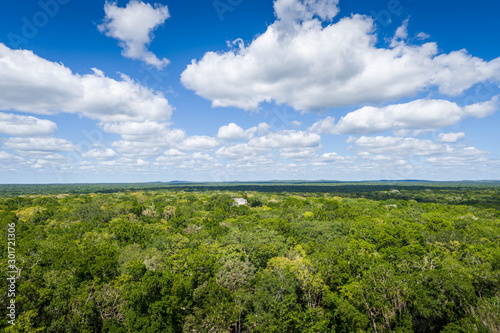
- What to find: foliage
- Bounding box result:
[0,184,499,332]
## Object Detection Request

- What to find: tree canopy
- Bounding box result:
[1,184,499,332]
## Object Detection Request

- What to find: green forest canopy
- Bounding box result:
[1,183,499,332]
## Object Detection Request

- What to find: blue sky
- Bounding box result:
[0,0,499,183]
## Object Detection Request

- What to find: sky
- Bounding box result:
[0,0,499,183]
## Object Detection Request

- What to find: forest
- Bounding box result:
[1,183,499,332]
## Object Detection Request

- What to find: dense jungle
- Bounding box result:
[1,182,499,332]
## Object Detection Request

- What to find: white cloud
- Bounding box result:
[98,0,170,69]
[431,53,500,96]
[334,99,464,134]
[100,120,177,142]
[424,147,490,166]
[108,126,186,159]
[217,123,253,141]
[101,121,167,136]
[216,122,270,141]
[3,137,78,153]
[0,113,57,137]
[411,129,435,137]
[416,32,430,40]
[0,151,15,160]
[280,147,317,160]
[350,136,449,156]
[390,18,409,47]
[29,153,70,169]
[274,0,339,25]
[154,149,220,168]
[215,143,267,160]
[0,41,183,163]
[256,122,271,134]
[463,96,499,118]
[216,130,321,162]
[137,159,149,166]
[82,148,118,160]
[163,148,188,157]
[311,152,353,166]
[177,136,219,151]
[217,123,245,140]
[111,140,163,159]
[320,152,349,163]
[437,132,465,143]
[0,43,173,124]
[154,148,191,165]
[181,0,500,111]
[308,116,335,134]
[192,152,213,160]
[346,135,498,179]
[248,130,320,148]
[309,97,499,135]
[357,154,392,162]
[98,157,152,169]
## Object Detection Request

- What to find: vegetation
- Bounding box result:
[1,183,499,332]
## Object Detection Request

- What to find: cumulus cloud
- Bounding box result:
[308,116,335,134]
[390,18,409,47]
[137,159,149,166]
[155,154,185,166]
[279,147,317,160]
[309,97,499,135]
[192,152,214,161]
[0,113,57,137]
[215,129,322,162]
[162,148,189,159]
[351,136,493,173]
[217,123,254,141]
[347,135,496,177]
[0,151,16,160]
[0,44,176,161]
[29,153,70,169]
[99,157,151,169]
[98,0,170,69]
[311,152,353,166]
[437,132,465,143]
[216,122,269,141]
[3,137,78,153]
[463,96,499,118]
[100,121,179,142]
[111,140,163,159]
[248,130,321,148]
[155,149,220,167]
[320,152,349,163]
[415,32,430,40]
[424,147,490,166]
[350,136,449,156]
[0,43,173,125]
[177,136,219,151]
[82,148,118,160]
[101,121,167,136]
[38,153,67,161]
[215,143,267,160]
[106,125,186,159]
[274,0,339,26]
[181,0,500,111]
